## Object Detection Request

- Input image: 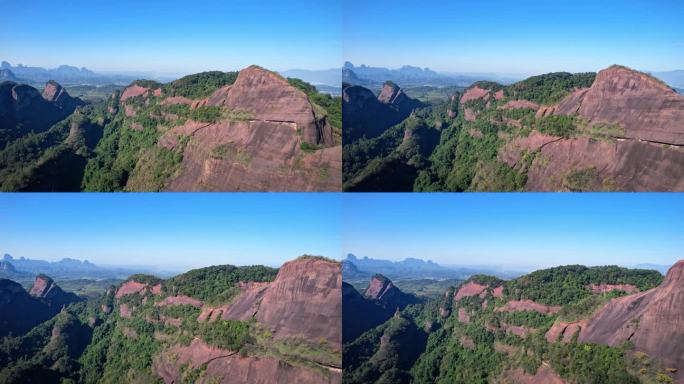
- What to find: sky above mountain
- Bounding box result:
[344,0,683,75]
[1,0,340,76]
[342,193,684,270]
[0,194,341,270]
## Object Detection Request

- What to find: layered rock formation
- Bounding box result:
[134,66,341,191]
[0,80,83,147]
[579,259,684,372]
[501,66,684,191]
[343,82,422,142]
[343,275,419,343]
[29,274,82,311]
[153,257,342,384]
[0,276,80,337]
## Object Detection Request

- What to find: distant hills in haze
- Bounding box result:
[343,61,523,89]
[343,253,526,280]
[1,253,175,282]
[1,60,143,86]
[343,61,684,92]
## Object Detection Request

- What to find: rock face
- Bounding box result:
[364,274,420,311]
[29,274,82,311]
[454,281,489,301]
[212,65,333,146]
[250,257,341,348]
[587,283,638,294]
[500,66,684,191]
[41,80,84,111]
[554,66,684,145]
[343,275,419,343]
[545,320,588,343]
[220,257,341,347]
[460,86,492,103]
[0,276,80,337]
[155,66,340,191]
[496,300,561,314]
[155,257,341,384]
[579,259,684,371]
[499,131,684,192]
[343,82,422,142]
[0,81,83,147]
[153,338,340,384]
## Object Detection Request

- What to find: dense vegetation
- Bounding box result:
[504,72,596,105]
[163,71,238,99]
[343,263,672,384]
[2,68,338,191]
[0,257,341,383]
[342,69,647,192]
[163,264,278,305]
[506,265,663,306]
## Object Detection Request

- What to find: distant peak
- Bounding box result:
[29,274,57,298]
[365,274,394,300]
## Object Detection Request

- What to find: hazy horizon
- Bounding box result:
[342,194,683,270]
[344,0,684,74]
[1,0,340,74]
[0,194,341,270]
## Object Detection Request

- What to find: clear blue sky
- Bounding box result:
[343,193,684,269]
[344,0,684,74]
[0,193,341,270]
[1,0,341,75]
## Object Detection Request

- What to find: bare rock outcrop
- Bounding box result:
[553,66,684,145]
[153,338,340,384]
[155,295,203,308]
[454,281,488,301]
[115,280,148,299]
[157,66,341,192]
[587,283,638,294]
[496,300,561,314]
[460,86,491,103]
[545,320,588,343]
[579,259,684,371]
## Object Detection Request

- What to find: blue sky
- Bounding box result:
[343,193,684,269]
[344,0,684,74]
[0,193,341,270]
[1,0,340,75]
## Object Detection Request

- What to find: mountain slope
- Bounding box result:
[0,256,341,384]
[579,260,684,374]
[0,80,84,149]
[343,65,684,191]
[0,275,82,337]
[343,262,675,383]
[0,65,341,191]
[343,275,420,343]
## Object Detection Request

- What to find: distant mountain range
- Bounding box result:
[343,62,684,92]
[647,69,684,89]
[343,62,523,89]
[1,60,143,86]
[343,253,524,280]
[1,253,173,281]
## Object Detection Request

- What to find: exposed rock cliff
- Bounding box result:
[579,260,684,372]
